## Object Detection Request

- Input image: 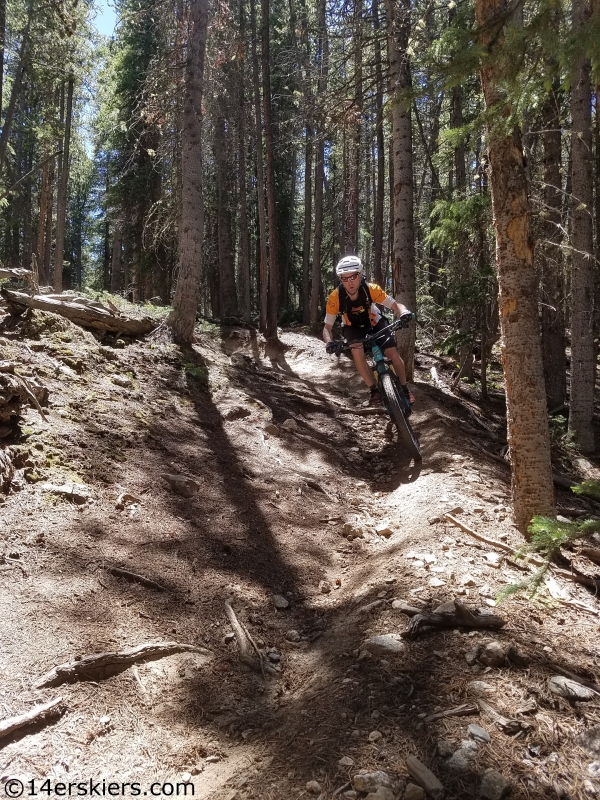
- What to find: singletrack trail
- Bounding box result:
[0,322,598,800]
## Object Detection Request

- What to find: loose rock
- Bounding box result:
[375,523,393,538]
[578,726,600,758]
[365,789,394,800]
[485,552,503,568]
[280,418,298,431]
[272,594,289,610]
[404,756,444,800]
[368,730,383,743]
[319,580,332,594]
[306,780,322,794]
[549,675,597,701]
[343,523,365,540]
[468,724,491,743]
[466,680,494,697]
[436,740,454,758]
[338,756,355,767]
[285,629,301,643]
[352,771,394,793]
[480,770,511,800]
[478,641,506,668]
[40,482,90,504]
[446,740,477,773]
[404,785,426,800]
[465,647,480,666]
[160,474,199,498]
[360,634,406,657]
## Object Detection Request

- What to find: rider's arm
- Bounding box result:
[322,322,334,344]
[386,299,409,317]
[369,284,409,317]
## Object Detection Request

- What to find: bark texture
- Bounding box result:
[475,0,555,532]
[169,0,209,342]
[540,89,566,409]
[568,0,595,451]
[385,0,416,379]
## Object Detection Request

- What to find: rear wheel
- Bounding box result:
[381,373,421,461]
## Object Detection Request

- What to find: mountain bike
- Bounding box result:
[330,316,422,461]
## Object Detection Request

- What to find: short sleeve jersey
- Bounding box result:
[324,282,393,328]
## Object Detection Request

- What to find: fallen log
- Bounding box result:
[0,268,33,281]
[0,697,64,741]
[1,288,156,336]
[401,600,506,639]
[33,641,210,689]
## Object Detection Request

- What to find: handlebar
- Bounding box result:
[327,313,414,355]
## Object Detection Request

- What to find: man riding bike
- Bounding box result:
[322,255,415,407]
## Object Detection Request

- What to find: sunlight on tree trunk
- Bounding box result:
[475,0,555,533]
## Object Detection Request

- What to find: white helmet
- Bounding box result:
[336,255,363,277]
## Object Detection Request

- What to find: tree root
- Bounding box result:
[401,600,506,639]
[225,599,279,678]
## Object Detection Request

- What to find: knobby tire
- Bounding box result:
[380,373,421,461]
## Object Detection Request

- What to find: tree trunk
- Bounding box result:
[385,0,416,380]
[261,0,280,341]
[310,0,327,332]
[214,114,239,318]
[110,223,123,294]
[250,0,268,333]
[0,5,32,183]
[0,0,5,125]
[237,0,251,321]
[53,76,74,292]
[36,152,51,286]
[568,0,595,452]
[540,87,566,409]
[475,0,555,533]
[169,0,209,342]
[372,0,385,286]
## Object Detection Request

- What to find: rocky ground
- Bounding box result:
[0,304,600,800]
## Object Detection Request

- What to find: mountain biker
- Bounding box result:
[322,255,415,407]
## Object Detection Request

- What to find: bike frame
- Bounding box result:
[369,342,410,416]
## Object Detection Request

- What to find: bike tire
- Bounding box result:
[380,373,422,461]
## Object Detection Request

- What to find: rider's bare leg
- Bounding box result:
[384,346,408,385]
[350,344,376,387]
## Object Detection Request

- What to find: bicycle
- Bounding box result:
[329,316,422,461]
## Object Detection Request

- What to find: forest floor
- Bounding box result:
[1,305,600,800]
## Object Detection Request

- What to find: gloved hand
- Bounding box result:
[325,341,339,355]
[399,311,414,328]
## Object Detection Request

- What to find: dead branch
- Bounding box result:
[106,566,166,592]
[579,546,600,567]
[478,699,524,735]
[401,600,506,639]
[0,697,64,740]
[444,514,513,553]
[1,288,155,336]
[423,703,479,724]
[33,641,209,689]
[445,513,599,593]
[225,599,278,677]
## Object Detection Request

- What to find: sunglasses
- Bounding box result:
[340,273,360,283]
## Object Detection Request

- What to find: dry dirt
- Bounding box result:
[1,310,600,800]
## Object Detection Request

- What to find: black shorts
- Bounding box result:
[342,318,396,352]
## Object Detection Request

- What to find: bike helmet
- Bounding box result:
[336,255,363,277]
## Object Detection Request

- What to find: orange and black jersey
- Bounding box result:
[324,281,395,329]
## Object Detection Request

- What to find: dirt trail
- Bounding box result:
[0,320,599,800]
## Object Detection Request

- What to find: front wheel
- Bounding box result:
[380,373,421,461]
